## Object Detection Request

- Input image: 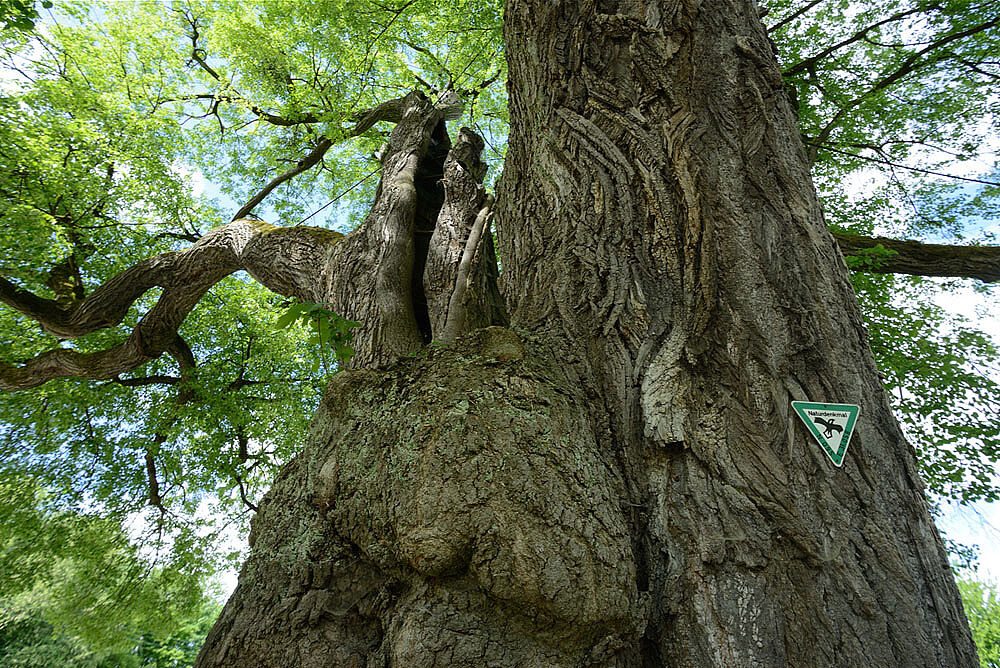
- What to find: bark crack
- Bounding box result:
[410,120,451,343]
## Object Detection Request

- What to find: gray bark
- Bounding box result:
[195,0,978,666]
[323,92,507,368]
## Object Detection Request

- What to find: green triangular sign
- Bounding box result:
[791,401,860,467]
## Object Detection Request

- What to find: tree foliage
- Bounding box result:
[0,0,51,32]
[0,0,998,649]
[960,579,1000,667]
[0,591,219,667]
[0,473,219,662]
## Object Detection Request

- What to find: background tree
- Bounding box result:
[960,579,1000,668]
[0,0,998,664]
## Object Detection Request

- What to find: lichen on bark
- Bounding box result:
[198,327,649,667]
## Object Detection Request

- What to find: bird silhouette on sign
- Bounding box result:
[814,416,843,439]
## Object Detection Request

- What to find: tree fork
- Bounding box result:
[0,3,978,663]
[320,91,506,367]
[0,92,505,390]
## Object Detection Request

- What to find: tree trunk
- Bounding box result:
[195,0,978,666]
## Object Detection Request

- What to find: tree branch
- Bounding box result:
[145,450,163,509]
[45,253,86,307]
[805,15,1000,159]
[782,5,928,78]
[231,137,334,221]
[442,195,494,342]
[111,374,183,387]
[767,0,824,35]
[236,474,259,512]
[163,92,320,127]
[231,91,421,221]
[179,11,321,128]
[1,220,343,391]
[808,142,1000,186]
[834,231,1000,283]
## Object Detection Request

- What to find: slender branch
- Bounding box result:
[111,374,182,387]
[767,0,825,35]
[297,167,380,225]
[806,15,1000,156]
[162,92,320,127]
[231,137,334,221]
[834,231,1000,283]
[954,56,1000,80]
[809,142,1000,186]
[401,38,452,85]
[233,428,258,511]
[231,92,417,221]
[179,11,320,128]
[236,475,259,513]
[783,5,931,78]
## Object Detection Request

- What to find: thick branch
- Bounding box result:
[145,450,163,509]
[834,231,1000,282]
[1,220,342,391]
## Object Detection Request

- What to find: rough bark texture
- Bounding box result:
[197,328,649,666]
[323,91,506,368]
[496,0,977,665]
[196,0,978,665]
[423,128,506,341]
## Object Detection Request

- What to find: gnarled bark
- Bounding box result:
[197,328,648,667]
[319,91,507,368]
[423,127,506,342]
[5,0,969,665]
[1,91,506,388]
[194,0,979,659]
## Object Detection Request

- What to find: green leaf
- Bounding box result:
[274,303,311,329]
